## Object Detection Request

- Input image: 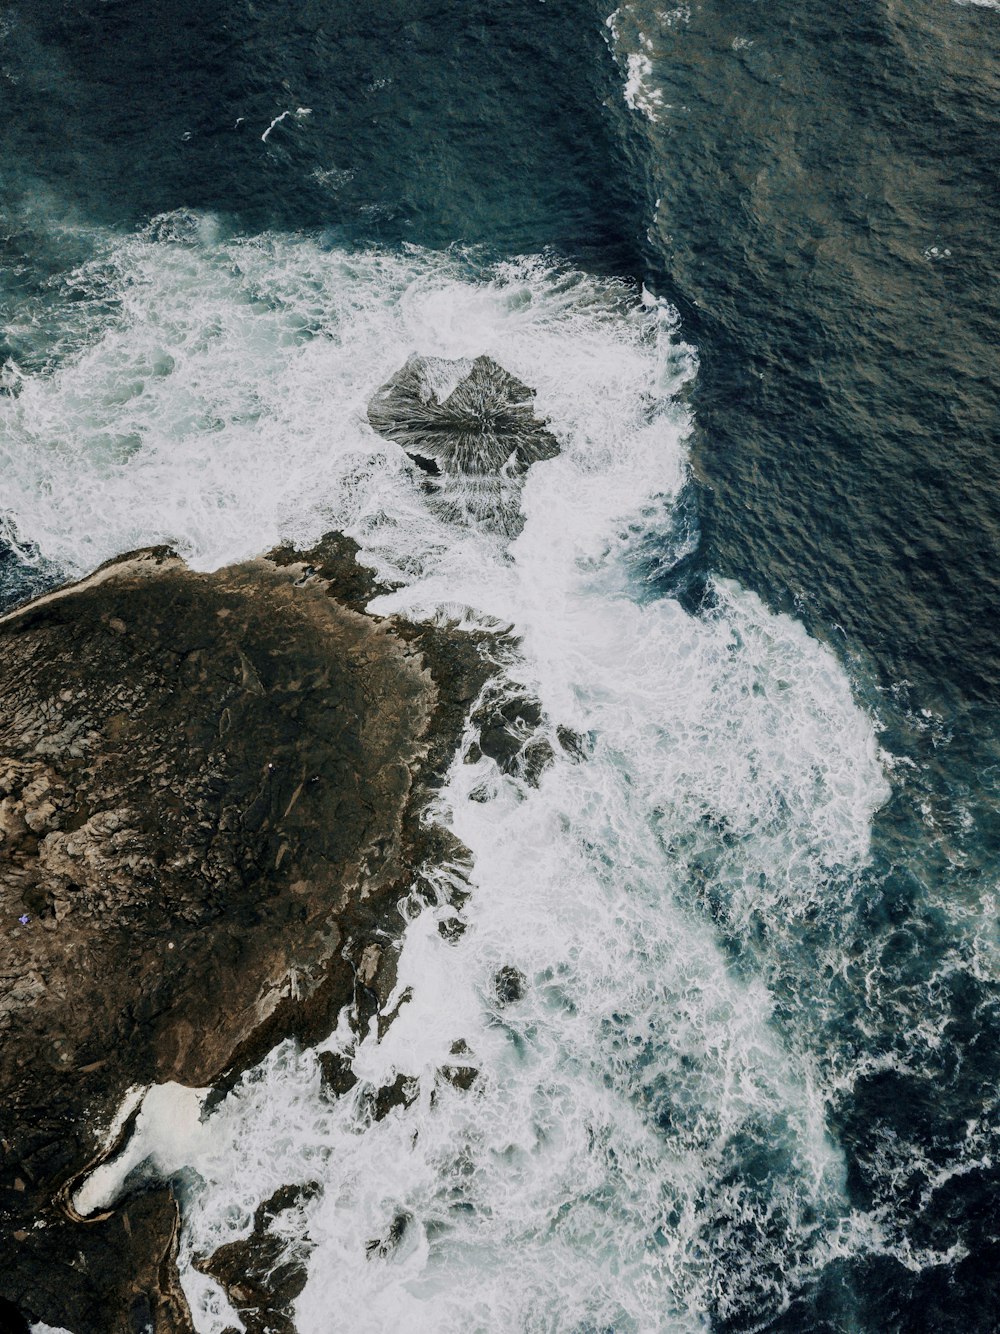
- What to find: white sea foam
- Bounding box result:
[261,106,312,142]
[72,1083,209,1218]
[623,51,665,121]
[605,9,672,124]
[11,216,894,1330]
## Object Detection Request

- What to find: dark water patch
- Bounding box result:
[0,0,646,270]
[766,1238,1000,1334]
[0,532,61,612]
[655,603,1000,1332]
[0,211,116,374]
[620,483,708,610]
[609,19,1000,1313]
[620,0,1000,707]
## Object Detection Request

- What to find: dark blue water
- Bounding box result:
[2,1,1000,1330]
[607,8,1000,1326]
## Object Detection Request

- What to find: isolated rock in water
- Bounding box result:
[494,966,527,1008]
[0,535,490,1333]
[368,353,559,475]
[368,354,560,535]
[464,681,555,787]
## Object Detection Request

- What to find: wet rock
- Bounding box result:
[556,725,589,761]
[494,966,527,1007]
[443,1063,479,1090]
[437,914,467,943]
[268,530,394,614]
[468,780,496,804]
[365,1210,411,1261]
[367,353,560,535]
[317,1050,358,1098]
[470,686,554,786]
[0,537,492,1332]
[2,1185,191,1334]
[441,1039,479,1091]
[372,1073,418,1122]
[519,736,556,785]
[477,695,542,768]
[368,353,559,476]
[375,984,414,1042]
[197,1183,319,1334]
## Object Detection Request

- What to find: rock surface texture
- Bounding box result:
[0,535,488,1333]
[367,353,560,535]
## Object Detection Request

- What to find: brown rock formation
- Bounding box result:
[0,534,489,1332]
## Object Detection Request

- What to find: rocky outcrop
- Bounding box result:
[367,353,560,535]
[194,1184,319,1334]
[0,534,489,1332]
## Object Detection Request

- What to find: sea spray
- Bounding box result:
[6,215,892,1330]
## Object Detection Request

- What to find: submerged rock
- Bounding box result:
[367,353,560,535]
[370,1073,419,1122]
[317,1049,359,1098]
[364,1210,412,1262]
[0,535,490,1332]
[494,966,527,1008]
[440,1038,479,1091]
[466,682,555,786]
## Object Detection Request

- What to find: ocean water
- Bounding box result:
[2,2,999,1332]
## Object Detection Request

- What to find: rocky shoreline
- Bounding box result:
[0,533,491,1333]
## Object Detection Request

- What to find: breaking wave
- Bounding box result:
[4,214,908,1331]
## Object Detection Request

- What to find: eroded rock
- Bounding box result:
[0,535,491,1331]
[494,966,527,1008]
[440,1039,479,1091]
[196,1184,319,1334]
[365,1210,412,1262]
[466,683,555,786]
[367,353,560,535]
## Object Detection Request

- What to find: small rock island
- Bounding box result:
[368,353,560,535]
